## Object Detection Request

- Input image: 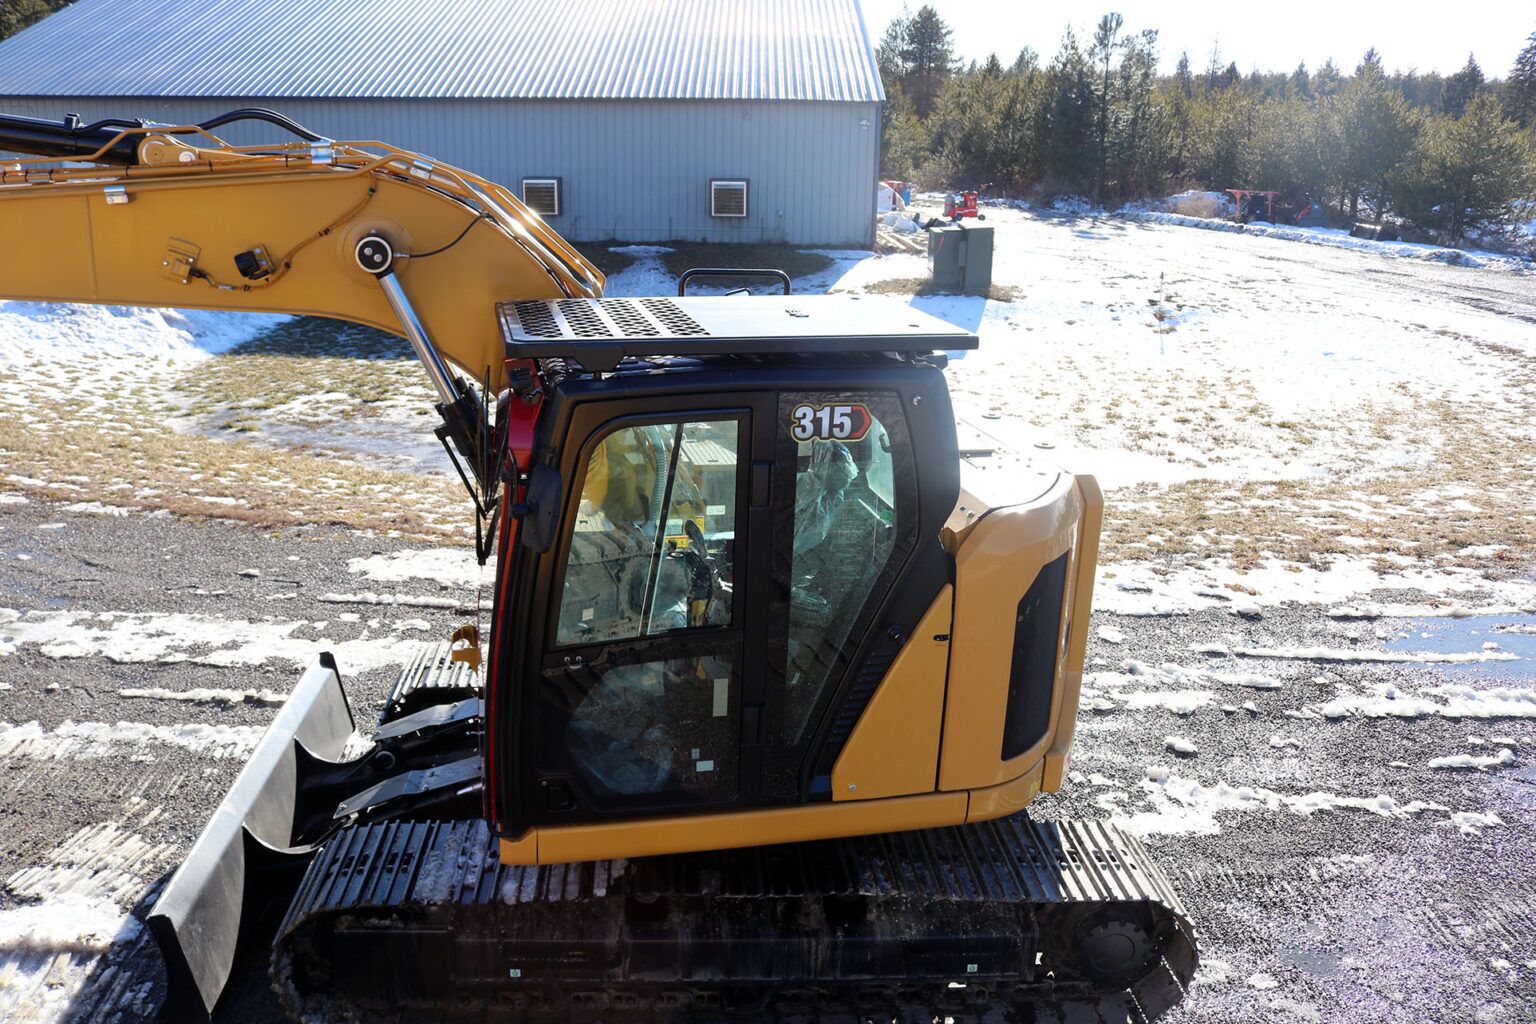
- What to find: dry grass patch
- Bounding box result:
[0,390,465,537]
[0,322,468,539]
[1100,393,1536,573]
[175,319,430,424]
[862,276,1021,302]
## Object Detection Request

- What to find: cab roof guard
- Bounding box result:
[498,294,978,372]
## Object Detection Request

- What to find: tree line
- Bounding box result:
[879,7,1536,245]
[0,0,71,41]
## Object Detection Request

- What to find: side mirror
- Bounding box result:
[518,463,563,553]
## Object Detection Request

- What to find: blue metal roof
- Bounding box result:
[0,0,884,102]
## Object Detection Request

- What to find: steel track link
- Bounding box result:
[272,815,1197,1023]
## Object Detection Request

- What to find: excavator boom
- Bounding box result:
[0,109,603,488]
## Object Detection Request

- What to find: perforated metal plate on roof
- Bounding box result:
[504,298,707,340]
[497,294,976,372]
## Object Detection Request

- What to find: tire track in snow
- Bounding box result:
[0,809,175,1024]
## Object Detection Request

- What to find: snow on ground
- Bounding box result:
[116,686,288,706]
[0,302,288,364]
[1165,735,1198,756]
[1104,765,1456,838]
[320,591,475,611]
[345,547,484,587]
[0,720,263,760]
[0,607,426,673]
[1116,210,1534,272]
[1196,642,1518,664]
[0,818,173,1021]
[844,201,1536,630]
[1301,682,1536,721]
[1098,555,1536,619]
[1427,748,1515,770]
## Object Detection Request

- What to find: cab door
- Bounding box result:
[526,397,770,823]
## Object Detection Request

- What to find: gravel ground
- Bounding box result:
[1034,602,1536,1024]
[0,499,483,1023]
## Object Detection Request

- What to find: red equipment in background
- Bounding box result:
[942,187,986,222]
[1227,188,1316,226]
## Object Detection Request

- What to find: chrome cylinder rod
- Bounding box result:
[357,234,463,411]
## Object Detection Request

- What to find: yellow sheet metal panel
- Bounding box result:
[965,761,1044,822]
[938,473,1083,793]
[73,172,549,387]
[1042,474,1103,793]
[499,790,969,866]
[498,827,539,864]
[0,140,604,393]
[0,192,96,298]
[831,584,952,802]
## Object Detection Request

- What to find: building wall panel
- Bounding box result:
[4,97,878,246]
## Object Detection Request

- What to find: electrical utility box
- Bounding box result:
[927,223,993,295]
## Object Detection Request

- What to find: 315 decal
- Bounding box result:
[790,403,872,443]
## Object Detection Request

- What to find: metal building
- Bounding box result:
[0,0,883,246]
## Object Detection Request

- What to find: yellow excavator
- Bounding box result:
[0,110,1196,1021]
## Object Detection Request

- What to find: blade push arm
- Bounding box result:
[0,111,604,484]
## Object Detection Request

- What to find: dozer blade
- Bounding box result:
[147,653,356,1021]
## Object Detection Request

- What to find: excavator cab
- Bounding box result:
[488,295,970,851]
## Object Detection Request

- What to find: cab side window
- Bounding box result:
[763,392,913,800]
[543,416,743,807]
[555,418,738,646]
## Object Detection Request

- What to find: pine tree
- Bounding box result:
[898,5,957,118]
[1114,29,1165,198]
[1329,57,1420,219]
[1187,88,1255,187]
[1289,63,1311,99]
[1042,28,1096,188]
[1442,55,1485,117]
[1201,45,1225,93]
[928,63,1042,189]
[1312,59,1342,98]
[876,9,910,78]
[1174,52,1193,98]
[1504,32,1536,128]
[879,80,931,180]
[1398,95,1535,242]
[1089,13,1126,201]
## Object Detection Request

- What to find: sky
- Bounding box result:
[858,1,1534,79]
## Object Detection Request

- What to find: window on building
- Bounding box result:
[522,178,561,217]
[710,179,748,218]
